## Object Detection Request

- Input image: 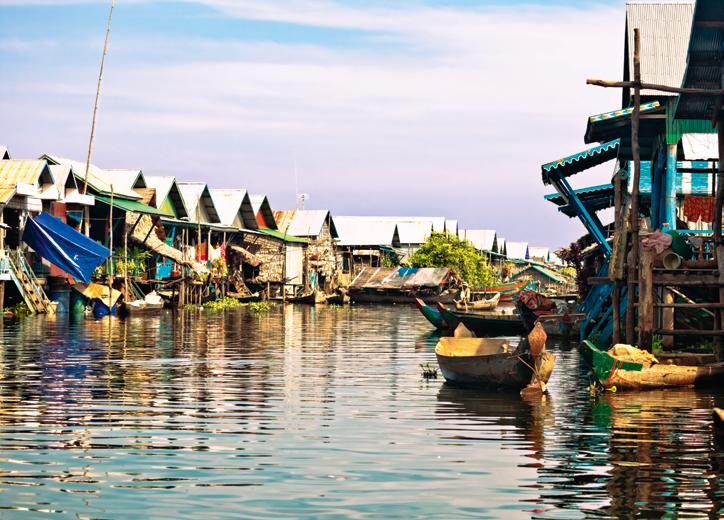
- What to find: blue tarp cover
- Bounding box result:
[23,212,110,283]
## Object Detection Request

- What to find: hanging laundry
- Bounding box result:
[683,195,715,223]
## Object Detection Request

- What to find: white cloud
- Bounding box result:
[0,0,625,248]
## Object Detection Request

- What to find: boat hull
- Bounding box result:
[581,340,724,390]
[350,290,457,304]
[435,338,554,390]
[437,305,525,336]
[415,298,448,329]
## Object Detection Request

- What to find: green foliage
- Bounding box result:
[203,297,245,311]
[652,334,664,354]
[559,266,577,279]
[409,232,496,288]
[249,301,274,313]
[381,252,398,268]
[9,301,30,318]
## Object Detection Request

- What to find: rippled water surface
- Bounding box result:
[0,305,723,518]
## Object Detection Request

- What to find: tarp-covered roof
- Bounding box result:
[334,216,400,247]
[461,229,496,252]
[541,140,620,184]
[274,209,338,238]
[350,267,454,290]
[0,160,54,204]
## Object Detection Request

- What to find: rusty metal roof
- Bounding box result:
[0,160,54,204]
[350,267,454,290]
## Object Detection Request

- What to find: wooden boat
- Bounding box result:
[473,280,528,302]
[415,298,448,329]
[434,336,555,391]
[535,313,585,338]
[581,340,724,390]
[454,292,500,311]
[437,304,526,336]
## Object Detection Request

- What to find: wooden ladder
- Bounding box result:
[4,250,53,314]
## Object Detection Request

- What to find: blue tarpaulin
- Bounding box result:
[23,212,110,283]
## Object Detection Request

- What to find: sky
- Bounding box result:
[0,0,627,250]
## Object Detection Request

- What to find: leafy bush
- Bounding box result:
[409,232,496,287]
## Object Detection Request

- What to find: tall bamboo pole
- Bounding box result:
[626,28,642,345]
[82,0,115,235]
[108,185,114,318]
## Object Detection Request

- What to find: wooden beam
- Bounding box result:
[626,28,641,345]
[638,245,655,351]
[654,303,724,309]
[586,79,724,97]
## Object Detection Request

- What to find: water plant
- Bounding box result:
[420,362,438,379]
[203,297,245,311]
[249,301,274,313]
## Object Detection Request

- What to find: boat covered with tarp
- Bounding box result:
[349,267,461,303]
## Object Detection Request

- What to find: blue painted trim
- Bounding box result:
[664,144,678,231]
[553,175,611,256]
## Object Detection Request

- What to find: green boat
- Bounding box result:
[581,340,724,390]
[415,298,448,329]
[437,304,525,336]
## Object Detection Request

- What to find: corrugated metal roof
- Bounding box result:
[506,242,529,260]
[528,246,550,262]
[350,267,453,290]
[177,182,220,224]
[497,237,507,256]
[249,194,277,230]
[0,146,9,160]
[41,155,141,200]
[396,221,433,245]
[541,140,620,183]
[370,216,445,233]
[445,219,458,235]
[512,264,566,284]
[675,0,724,120]
[584,101,662,144]
[334,216,400,247]
[145,176,189,219]
[104,168,146,191]
[210,189,257,229]
[275,209,338,238]
[461,229,496,252]
[0,160,54,204]
[624,2,694,98]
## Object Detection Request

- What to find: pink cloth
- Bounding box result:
[641,231,672,254]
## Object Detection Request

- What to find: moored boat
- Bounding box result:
[581,340,724,390]
[474,279,529,302]
[437,304,526,336]
[434,334,555,391]
[454,292,500,311]
[415,298,448,329]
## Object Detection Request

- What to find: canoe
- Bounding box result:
[454,292,500,311]
[415,298,448,329]
[437,304,526,336]
[434,336,555,391]
[581,340,724,390]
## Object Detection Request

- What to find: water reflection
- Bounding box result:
[0,306,721,517]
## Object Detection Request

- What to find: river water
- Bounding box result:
[0,305,722,518]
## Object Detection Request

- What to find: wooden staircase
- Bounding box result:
[3,250,53,314]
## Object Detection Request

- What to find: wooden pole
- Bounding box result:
[83,0,115,196]
[108,184,114,318]
[612,167,622,345]
[716,119,724,360]
[626,28,642,346]
[586,79,724,97]
[123,217,128,302]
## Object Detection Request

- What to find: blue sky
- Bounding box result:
[0,0,627,249]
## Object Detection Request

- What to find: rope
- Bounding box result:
[604,358,622,388]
